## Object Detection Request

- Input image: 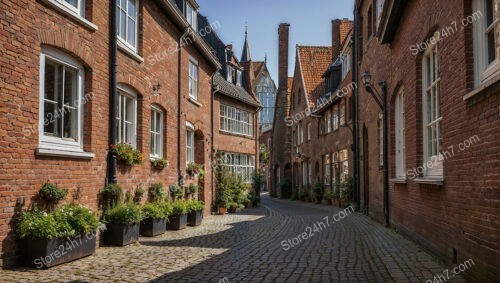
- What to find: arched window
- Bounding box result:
[150,106,163,159]
[395,88,405,178]
[39,46,85,152]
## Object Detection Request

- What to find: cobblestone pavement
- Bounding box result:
[1,194,467,283]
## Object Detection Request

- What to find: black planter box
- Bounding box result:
[103,223,140,246]
[167,213,187,230]
[140,218,167,237]
[22,232,97,268]
[187,210,203,226]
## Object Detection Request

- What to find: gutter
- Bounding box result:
[156,0,221,70]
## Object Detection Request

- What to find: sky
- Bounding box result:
[197,0,355,82]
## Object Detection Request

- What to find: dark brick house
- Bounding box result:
[355,0,499,281]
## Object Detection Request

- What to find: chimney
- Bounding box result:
[332,19,341,60]
[278,23,290,92]
[332,18,354,60]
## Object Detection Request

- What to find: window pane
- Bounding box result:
[65,0,78,8]
[64,66,78,106]
[127,18,136,46]
[128,0,136,18]
[487,31,495,64]
[44,61,57,103]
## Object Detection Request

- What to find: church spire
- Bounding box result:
[241,24,251,62]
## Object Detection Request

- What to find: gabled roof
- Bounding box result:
[213,73,261,108]
[296,46,332,108]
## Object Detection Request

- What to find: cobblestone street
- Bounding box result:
[0,194,467,283]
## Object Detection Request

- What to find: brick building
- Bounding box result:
[354,0,499,281]
[0,0,261,267]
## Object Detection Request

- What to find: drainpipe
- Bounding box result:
[177,33,183,185]
[106,0,118,185]
[352,4,360,210]
[211,78,216,212]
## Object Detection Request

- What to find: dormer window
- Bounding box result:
[236,70,242,86]
[185,2,197,30]
[227,66,234,82]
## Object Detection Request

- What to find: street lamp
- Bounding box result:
[362,70,389,227]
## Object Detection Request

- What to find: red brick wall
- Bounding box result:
[0,0,217,266]
[357,0,499,280]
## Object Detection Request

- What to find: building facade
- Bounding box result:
[355,0,499,281]
[0,0,261,267]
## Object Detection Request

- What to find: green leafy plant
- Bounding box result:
[298,191,309,201]
[172,200,188,215]
[142,202,167,219]
[313,181,324,202]
[17,204,100,239]
[340,176,353,202]
[324,191,335,199]
[151,158,168,169]
[186,200,205,212]
[149,182,166,202]
[186,162,206,178]
[134,185,145,203]
[102,184,123,208]
[169,183,183,199]
[187,183,198,195]
[103,203,142,225]
[115,143,143,165]
[157,201,174,218]
[38,182,68,203]
[259,144,269,164]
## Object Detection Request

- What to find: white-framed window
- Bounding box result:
[220,104,254,136]
[307,159,312,185]
[302,162,307,186]
[324,154,331,185]
[332,152,339,188]
[236,70,242,86]
[379,113,383,168]
[307,122,311,141]
[395,89,406,178]
[339,99,345,126]
[185,1,197,30]
[39,47,84,152]
[325,111,332,133]
[339,149,349,183]
[58,0,85,16]
[341,52,351,80]
[189,59,198,100]
[117,0,138,51]
[117,85,137,147]
[224,153,255,183]
[332,104,339,131]
[473,0,499,87]
[422,41,443,177]
[299,124,304,144]
[376,0,385,31]
[150,106,163,159]
[227,65,233,82]
[186,122,194,164]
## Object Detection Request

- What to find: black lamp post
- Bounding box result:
[362,71,389,227]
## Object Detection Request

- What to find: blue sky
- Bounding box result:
[197,0,355,82]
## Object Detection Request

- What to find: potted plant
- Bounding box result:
[186,200,204,226]
[323,191,335,205]
[186,162,206,178]
[186,183,198,198]
[149,182,166,202]
[340,177,354,207]
[298,191,308,202]
[101,184,123,208]
[169,183,183,201]
[38,182,68,203]
[313,182,324,204]
[133,185,145,204]
[140,202,169,237]
[102,203,142,246]
[167,200,188,230]
[17,204,101,268]
[151,158,168,170]
[245,192,255,208]
[114,143,143,166]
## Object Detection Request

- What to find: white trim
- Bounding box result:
[150,106,163,159]
[116,84,138,148]
[36,146,94,159]
[188,59,198,100]
[40,0,98,31]
[473,0,499,87]
[117,40,144,63]
[39,46,85,153]
[117,0,139,51]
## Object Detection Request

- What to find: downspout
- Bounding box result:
[106,0,118,185]
[211,79,216,212]
[177,33,184,185]
[352,3,361,212]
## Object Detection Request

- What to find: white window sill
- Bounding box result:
[117,40,144,63]
[188,97,202,107]
[464,69,500,100]
[414,177,444,186]
[390,178,407,184]
[36,146,94,159]
[40,0,98,31]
